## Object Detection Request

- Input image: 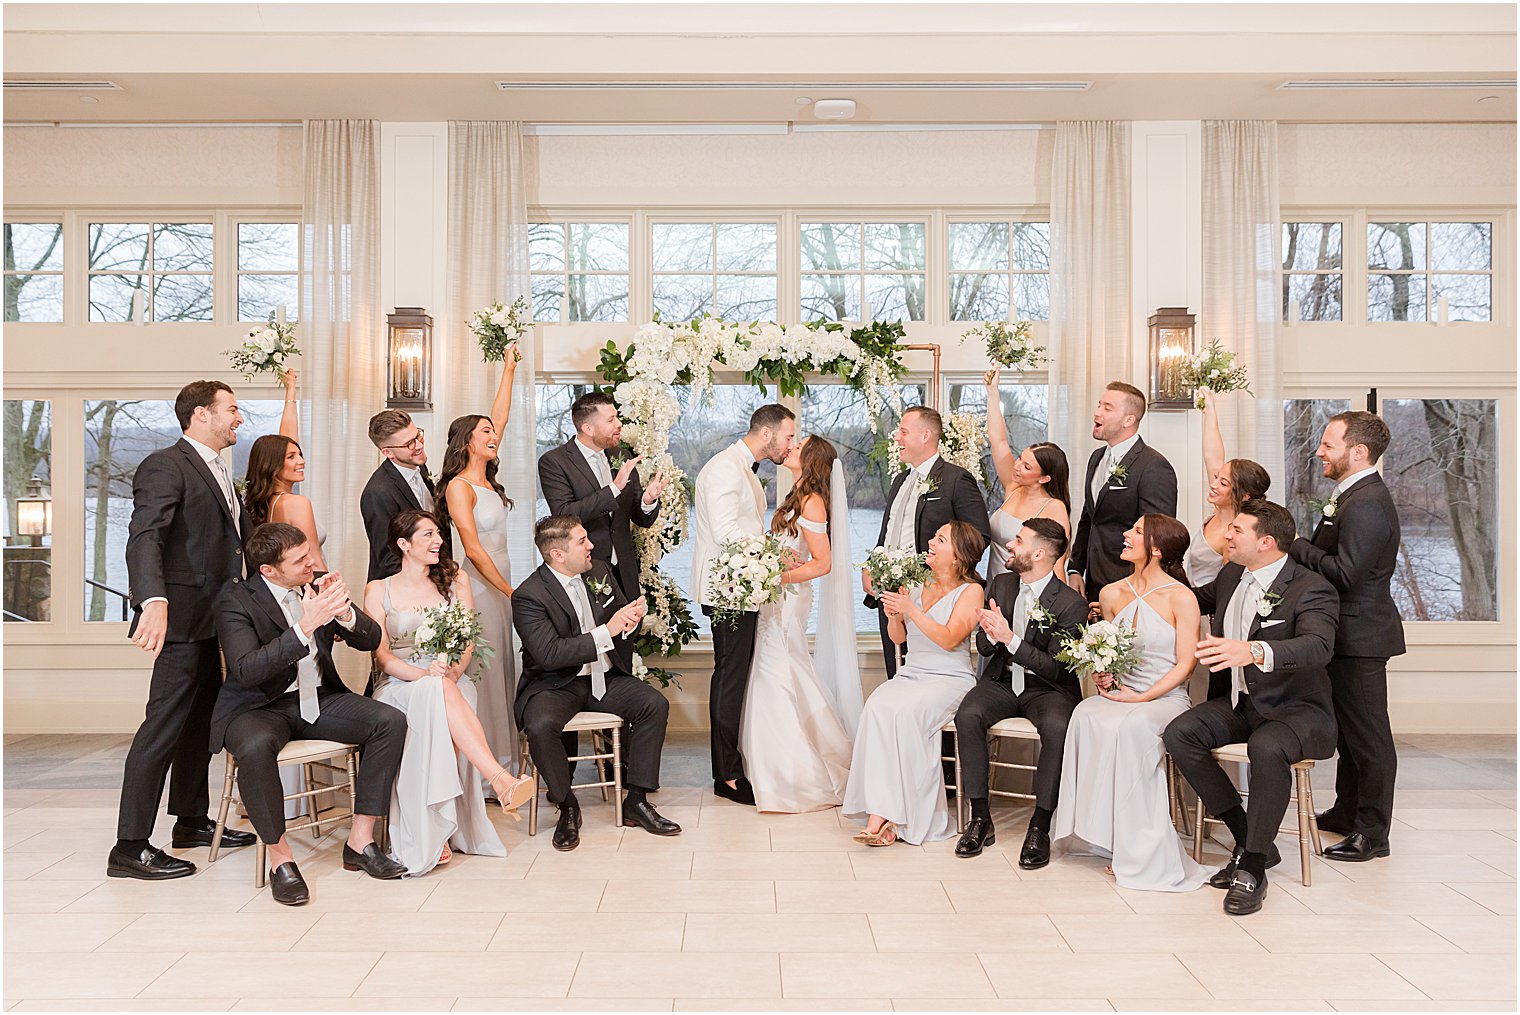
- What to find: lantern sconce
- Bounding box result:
[15,475,51,543]
[386,307,433,411]
[1148,306,1195,410]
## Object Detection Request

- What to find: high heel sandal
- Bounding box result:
[861,821,899,847]
[437,843,453,866]
[488,769,536,822]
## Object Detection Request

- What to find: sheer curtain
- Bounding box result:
[1047,121,1133,465]
[302,119,381,688]
[1202,120,1284,482]
[446,121,535,580]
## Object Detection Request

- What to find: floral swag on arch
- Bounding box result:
[594,316,910,685]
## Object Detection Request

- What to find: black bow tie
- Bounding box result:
[751,461,760,474]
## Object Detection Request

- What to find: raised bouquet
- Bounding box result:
[1182,338,1253,410]
[470,296,529,364]
[940,410,989,483]
[225,314,299,381]
[412,600,494,683]
[1055,619,1142,691]
[706,533,792,628]
[961,319,1045,370]
[862,545,932,596]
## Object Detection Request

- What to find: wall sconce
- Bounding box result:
[386,307,433,411]
[15,475,51,542]
[1148,306,1195,410]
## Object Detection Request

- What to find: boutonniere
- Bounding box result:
[586,575,614,604]
[1107,462,1128,486]
[1321,493,1339,518]
[1027,601,1056,631]
[1256,591,1282,619]
[915,475,940,496]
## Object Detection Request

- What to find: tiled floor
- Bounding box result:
[3,731,1515,1012]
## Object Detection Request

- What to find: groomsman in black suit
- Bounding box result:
[110,380,258,881]
[1289,410,1404,862]
[538,391,666,598]
[954,518,1089,867]
[512,515,680,852]
[1165,500,1340,915]
[212,523,406,904]
[864,406,992,677]
[361,409,448,582]
[1067,382,1178,602]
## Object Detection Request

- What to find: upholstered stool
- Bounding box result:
[519,711,623,836]
[1189,742,1323,886]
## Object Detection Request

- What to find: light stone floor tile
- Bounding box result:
[299,911,505,951]
[768,826,871,851]
[677,1001,890,1012]
[600,878,775,913]
[945,880,1130,915]
[891,1001,1113,1012]
[233,875,438,914]
[691,850,854,881]
[525,851,694,881]
[417,851,535,880]
[848,850,1020,881]
[981,952,1208,1000]
[355,951,581,998]
[1179,953,1425,1001]
[570,951,781,999]
[869,913,1068,953]
[1473,789,1517,808]
[1396,807,1516,831]
[1333,852,1516,883]
[1414,912,1518,953]
[1273,881,1489,916]
[10,1002,236,1012]
[419,877,605,913]
[232,1001,455,1012]
[697,805,843,831]
[1051,913,1266,953]
[1374,952,1517,1001]
[682,913,875,953]
[1110,1001,1332,1011]
[490,912,686,952]
[775,879,951,914]
[1381,828,1517,853]
[3,853,73,880]
[142,950,384,998]
[1449,880,1518,915]
[4,882,105,914]
[617,826,771,854]
[1328,1002,1517,1012]
[1393,788,1508,808]
[781,952,994,999]
[1240,914,1462,954]
[2,913,137,953]
[3,951,182,999]
[3,828,48,850]
[455,1000,673,1012]
[64,880,261,915]
[99,911,321,952]
[1471,850,1518,876]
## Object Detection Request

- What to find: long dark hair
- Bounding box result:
[432,414,510,549]
[772,436,836,536]
[943,520,988,586]
[1026,441,1071,513]
[1140,513,1191,587]
[389,509,460,600]
[1225,458,1271,513]
[243,434,299,529]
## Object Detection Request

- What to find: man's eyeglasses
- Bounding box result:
[383,429,425,452]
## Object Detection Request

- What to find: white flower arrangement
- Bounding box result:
[1054,619,1142,690]
[1181,338,1253,410]
[1256,591,1282,619]
[706,533,794,628]
[861,545,933,595]
[961,319,1045,370]
[411,600,494,683]
[1026,600,1056,632]
[225,314,299,381]
[470,296,529,364]
[1321,494,1339,518]
[940,410,988,482]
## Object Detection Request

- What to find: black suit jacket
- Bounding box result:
[975,572,1088,701]
[511,561,637,723]
[538,439,660,598]
[209,575,384,752]
[1069,437,1178,592]
[361,460,447,582]
[1289,472,1405,659]
[865,457,992,608]
[1194,557,1340,758]
[125,438,249,643]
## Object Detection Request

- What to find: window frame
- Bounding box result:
[1366,218,1496,325]
[231,215,303,324]
[3,219,67,324]
[528,215,636,324]
[1280,218,1348,324]
[944,212,1053,323]
[646,215,783,324]
[796,215,931,324]
[84,217,217,323]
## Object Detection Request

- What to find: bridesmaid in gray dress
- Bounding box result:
[983,367,1072,579]
[1186,392,1271,586]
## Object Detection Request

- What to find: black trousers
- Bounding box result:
[954,682,1076,810]
[1322,656,1397,842]
[222,691,407,845]
[116,638,224,841]
[521,676,669,804]
[1164,695,1307,855]
[706,607,758,782]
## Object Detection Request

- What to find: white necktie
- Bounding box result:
[405,468,430,509]
[570,577,608,699]
[889,469,919,550]
[1007,584,1034,694]
[284,589,322,723]
[1092,447,1112,503]
[212,455,240,533]
[590,452,619,565]
[1225,573,1257,706]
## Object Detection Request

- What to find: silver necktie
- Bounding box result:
[212,456,240,532]
[1092,447,1112,503]
[1225,573,1257,706]
[571,577,608,699]
[1008,584,1034,695]
[285,590,322,723]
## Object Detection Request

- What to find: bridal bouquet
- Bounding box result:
[412,601,494,682]
[1055,619,1142,691]
[225,314,299,381]
[1181,338,1253,409]
[862,545,932,596]
[470,296,529,364]
[706,533,792,628]
[941,410,989,483]
[961,319,1045,371]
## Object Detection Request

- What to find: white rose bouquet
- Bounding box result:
[961,319,1045,370]
[706,533,793,629]
[940,410,989,482]
[412,600,494,683]
[1055,619,1142,691]
[862,545,932,596]
[1181,338,1253,410]
[470,296,529,364]
[225,314,299,381]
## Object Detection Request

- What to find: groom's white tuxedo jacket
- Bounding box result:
[691,439,767,609]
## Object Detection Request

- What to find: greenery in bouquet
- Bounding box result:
[412,600,494,682]
[630,566,696,689]
[706,532,792,629]
[862,545,933,595]
[961,319,1045,370]
[940,410,989,484]
[225,314,300,381]
[470,296,529,364]
[1055,618,1142,691]
[1181,338,1252,410]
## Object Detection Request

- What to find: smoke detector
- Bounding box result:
[812,99,856,120]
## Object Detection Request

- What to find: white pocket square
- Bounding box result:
[1106,485,1126,491]
[1261,619,1286,628]
[926,496,942,501]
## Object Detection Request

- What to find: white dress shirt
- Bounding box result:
[392,460,432,509]
[887,453,941,551]
[1335,465,1380,498]
[1002,569,1055,695]
[550,565,616,696]
[1092,432,1140,503]
[261,575,356,719]
[1222,553,1288,704]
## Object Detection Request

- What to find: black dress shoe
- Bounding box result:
[341,841,406,879]
[268,861,310,906]
[1322,831,1390,862]
[552,803,580,851]
[1017,826,1051,870]
[564,793,583,832]
[622,799,682,836]
[954,817,996,858]
[713,779,756,806]
[1315,809,1353,836]
[1223,869,1267,915]
[106,845,196,881]
[171,823,257,850]
[1208,843,1283,889]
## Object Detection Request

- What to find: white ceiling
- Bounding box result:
[4,2,1515,125]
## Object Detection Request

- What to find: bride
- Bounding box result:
[738,435,860,813]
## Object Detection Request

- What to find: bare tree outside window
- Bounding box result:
[83,399,177,621]
[1282,222,1343,322]
[4,223,64,322]
[801,221,926,323]
[3,399,52,622]
[1368,221,1491,323]
[88,222,215,322]
[529,222,629,322]
[652,222,777,321]
[1282,398,1352,537]
[237,222,300,321]
[948,381,1050,505]
[949,221,1051,321]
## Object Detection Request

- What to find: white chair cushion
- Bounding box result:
[989,717,1039,737]
[1211,741,1316,770]
[564,711,623,732]
[276,739,356,765]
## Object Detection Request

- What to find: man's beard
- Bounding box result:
[1009,552,1034,576]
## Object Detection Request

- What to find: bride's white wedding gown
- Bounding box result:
[739,518,853,813]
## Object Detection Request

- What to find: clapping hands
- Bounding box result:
[609,597,647,638]
[978,598,1013,643]
[298,572,352,636]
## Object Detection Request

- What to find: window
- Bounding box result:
[4,399,52,622]
[83,399,176,621]
[800,221,926,322]
[1282,222,1343,322]
[4,223,63,322]
[651,222,777,322]
[1382,398,1499,622]
[87,221,214,322]
[236,222,299,322]
[1368,221,1492,322]
[948,221,1051,321]
[529,222,630,322]
[947,379,1050,506]
[1282,398,1352,539]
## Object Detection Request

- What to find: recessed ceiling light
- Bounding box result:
[795,96,812,105]
[78,95,99,104]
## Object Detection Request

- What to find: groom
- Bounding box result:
[691,403,796,805]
